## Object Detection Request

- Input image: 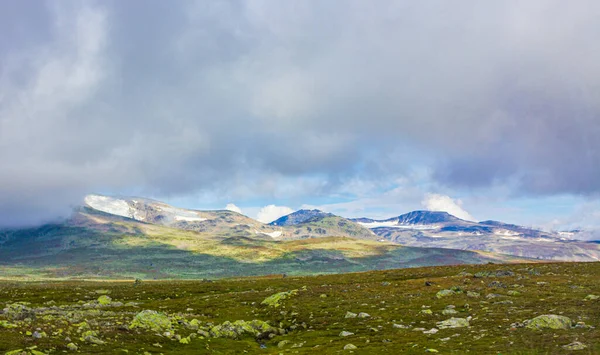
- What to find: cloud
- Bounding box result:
[225,203,242,214]
[2,1,600,227]
[256,205,294,223]
[422,194,475,221]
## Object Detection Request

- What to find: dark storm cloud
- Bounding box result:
[1,0,600,226]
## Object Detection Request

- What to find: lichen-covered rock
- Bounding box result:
[436,289,457,299]
[525,315,573,330]
[97,295,112,305]
[467,291,480,298]
[357,312,370,318]
[562,342,587,350]
[436,317,470,329]
[345,311,357,318]
[421,309,433,315]
[344,344,357,350]
[261,290,298,307]
[585,294,599,301]
[66,343,78,351]
[209,320,277,339]
[130,310,172,332]
[3,303,36,320]
[442,309,458,315]
[187,318,200,330]
[339,331,354,337]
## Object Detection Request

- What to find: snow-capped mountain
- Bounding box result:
[353,211,600,261]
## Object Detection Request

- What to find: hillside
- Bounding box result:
[0,208,529,280]
[1,262,599,354]
[271,211,379,241]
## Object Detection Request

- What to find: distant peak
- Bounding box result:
[268,209,332,226]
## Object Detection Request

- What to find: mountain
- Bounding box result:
[0,204,529,280]
[84,194,281,238]
[269,209,334,226]
[269,209,378,241]
[354,211,600,261]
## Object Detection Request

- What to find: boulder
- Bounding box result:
[345,311,357,318]
[209,320,277,339]
[562,342,587,351]
[525,315,573,330]
[130,310,172,332]
[436,317,470,329]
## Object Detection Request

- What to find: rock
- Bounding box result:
[562,342,587,350]
[436,317,470,329]
[436,289,457,299]
[357,312,371,318]
[209,320,277,339]
[320,294,328,298]
[585,294,599,301]
[486,293,502,299]
[442,309,458,315]
[130,310,172,332]
[344,344,357,350]
[339,331,354,337]
[507,290,520,296]
[393,324,409,329]
[525,315,573,330]
[261,290,298,308]
[425,349,439,353]
[84,334,105,345]
[381,281,391,286]
[2,303,35,320]
[278,340,290,348]
[467,291,480,298]
[345,311,358,318]
[488,281,506,288]
[66,343,78,351]
[97,295,112,305]
[421,309,433,315]
[32,331,43,339]
[187,319,200,330]
[423,328,439,334]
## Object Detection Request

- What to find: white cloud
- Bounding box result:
[256,205,294,223]
[422,193,475,221]
[225,203,242,214]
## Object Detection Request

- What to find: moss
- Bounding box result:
[261,289,298,307]
[97,295,112,305]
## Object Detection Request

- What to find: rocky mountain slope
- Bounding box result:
[0,203,528,279]
[353,211,600,261]
[268,209,378,241]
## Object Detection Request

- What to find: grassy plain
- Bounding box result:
[1,262,599,354]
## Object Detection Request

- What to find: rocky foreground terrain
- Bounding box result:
[1,262,599,354]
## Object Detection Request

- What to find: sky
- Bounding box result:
[1,1,600,236]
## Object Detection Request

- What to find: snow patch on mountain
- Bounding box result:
[174,215,207,222]
[84,195,133,219]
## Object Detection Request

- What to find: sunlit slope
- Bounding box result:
[0,209,531,279]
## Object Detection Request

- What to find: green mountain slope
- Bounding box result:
[0,208,530,280]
